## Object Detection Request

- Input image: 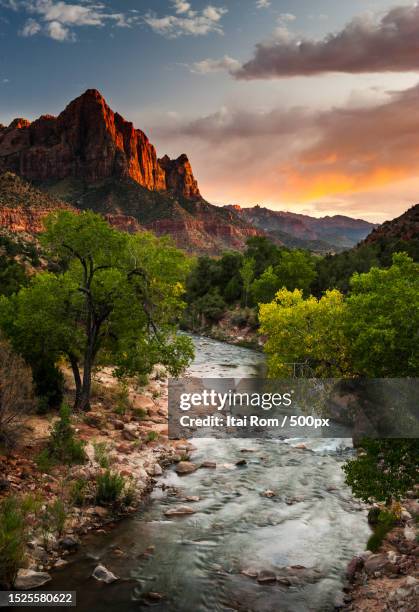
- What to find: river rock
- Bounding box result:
[59,536,80,552]
[200,461,216,469]
[235,459,247,466]
[261,489,275,498]
[14,569,51,590]
[175,461,198,475]
[153,463,163,476]
[346,556,364,581]
[364,553,391,575]
[164,505,196,517]
[92,564,118,583]
[257,570,277,584]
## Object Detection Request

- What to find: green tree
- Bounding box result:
[259,288,349,377]
[0,211,193,411]
[346,253,419,376]
[251,266,280,304]
[244,236,280,277]
[275,249,317,295]
[240,257,255,307]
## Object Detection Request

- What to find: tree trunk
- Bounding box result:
[68,354,82,411]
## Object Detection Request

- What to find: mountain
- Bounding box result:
[0,90,259,254]
[226,204,377,251]
[363,203,419,245]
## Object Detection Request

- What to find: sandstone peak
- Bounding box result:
[8,118,31,129]
[0,91,202,200]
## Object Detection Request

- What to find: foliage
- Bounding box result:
[0,495,38,588]
[95,470,126,505]
[39,499,67,542]
[93,442,110,469]
[0,256,28,297]
[343,439,419,504]
[260,254,419,378]
[0,336,34,448]
[240,257,255,307]
[146,431,158,442]
[311,237,419,296]
[32,359,64,412]
[46,404,86,466]
[0,211,193,410]
[69,479,88,507]
[346,253,419,377]
[366,510,397,552]
[244,236,280,277]
[259,288,349,377]
[251,266,279,304]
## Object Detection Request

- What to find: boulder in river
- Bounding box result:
[200,461,216,469]
[257,570,277,584]
[175,461,198,475]
[14,569,51,590]
[164,505,196,517]
[92,564,118,584]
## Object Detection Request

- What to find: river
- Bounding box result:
[48,336,370,611]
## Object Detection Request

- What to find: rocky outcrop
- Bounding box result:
[363,203,419,244]
[0,90,200,200]
[158,154,201,200]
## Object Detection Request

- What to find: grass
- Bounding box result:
[0,495,39,588]
[146,431,158,443]
[95,470,126,506]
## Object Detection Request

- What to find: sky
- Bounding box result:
[1,1,419,222]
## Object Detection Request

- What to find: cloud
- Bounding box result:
[188,55,240,74]
[234,4,419,79]
[151,82,419,218]
[256,0,270,8]
[143,2,227,38]
[4,0,135,41]
[20,17,41,36]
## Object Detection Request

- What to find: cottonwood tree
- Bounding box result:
[0,211,193,411]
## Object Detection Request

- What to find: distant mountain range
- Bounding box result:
[225,205,377,252]
[0,89,398,255]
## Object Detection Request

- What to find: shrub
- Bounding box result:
[0,337,34,449]
[146,431,158,443]
[95,470,125,506]
[32,359,64,412]
[93,442,110,469]
[0,495,38,588]
[366,510,396,553]
[69,479,88,507]
[132,407,147,420]
[35,449,56,473]
[42,405,86,467]
[343,439,419,504]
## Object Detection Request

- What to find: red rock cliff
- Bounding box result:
[0,90,201,199]
[158,154,201,200]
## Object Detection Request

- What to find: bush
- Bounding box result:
[32,359,64,412]
[343,439,419,504]
[69,479,88,507]
[0,337,34,449]
[45,405,86,466]
[93,442,110,469]
[366,510,396,552]
[95,470,125,506]
[0,495,38,588]
[146,431,158,443]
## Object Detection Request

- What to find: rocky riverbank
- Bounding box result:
[340,496,419,611]
[0,366,195,590]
